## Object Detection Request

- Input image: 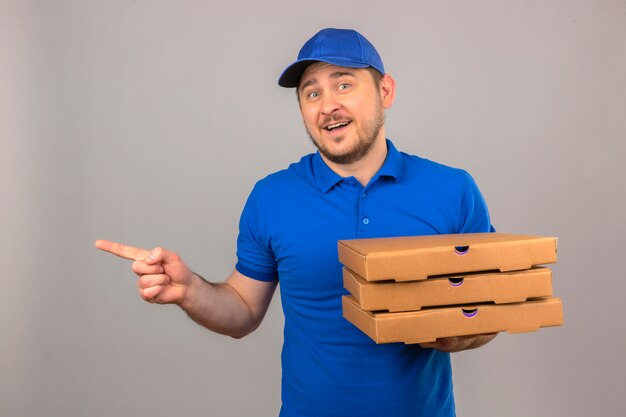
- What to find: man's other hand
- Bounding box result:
[419,333,498,353]
[95,240,194,306]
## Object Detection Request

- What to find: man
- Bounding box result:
[96,28,496,417]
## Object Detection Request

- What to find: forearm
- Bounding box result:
[95,241,273,337]
[180,273,262,339]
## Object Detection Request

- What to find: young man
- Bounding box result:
[97,28,496,417]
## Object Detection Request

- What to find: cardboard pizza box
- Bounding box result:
[342,295,564,344]
[337,233,557,282]
[343,267,554,312]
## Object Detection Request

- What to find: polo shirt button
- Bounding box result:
[361,192,366,198]
[363,218,370,225]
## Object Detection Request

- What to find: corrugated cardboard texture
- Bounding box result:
[343,267,554,312]
[337,233,557,281]
[342,295,564,344]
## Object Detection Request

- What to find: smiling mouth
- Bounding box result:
[325,121,351,131]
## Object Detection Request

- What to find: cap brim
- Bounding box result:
[278,58,371,88]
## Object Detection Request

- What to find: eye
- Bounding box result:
[338,83,351,91]
[306,90,320,99]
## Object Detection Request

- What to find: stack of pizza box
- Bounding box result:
[338,233,563,344]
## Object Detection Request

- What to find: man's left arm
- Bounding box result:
[424,171,498,352]
[419,333,498,352]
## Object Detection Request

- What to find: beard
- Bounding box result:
[306,107,385,165]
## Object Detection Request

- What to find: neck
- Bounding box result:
[321,134,388,186]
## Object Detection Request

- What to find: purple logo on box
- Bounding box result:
[454,245,470,255]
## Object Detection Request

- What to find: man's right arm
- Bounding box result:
[95,240,277,339]
[181,269,277,338]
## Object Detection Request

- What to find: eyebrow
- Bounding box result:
[299,71,357,92]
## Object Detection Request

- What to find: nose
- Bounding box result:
[319,93,340,116]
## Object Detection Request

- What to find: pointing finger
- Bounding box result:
[94,240,150,261]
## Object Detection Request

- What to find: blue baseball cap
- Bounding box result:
[278,28,385,88]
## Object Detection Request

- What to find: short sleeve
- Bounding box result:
[458,171,496,233]
[235,185,279,282]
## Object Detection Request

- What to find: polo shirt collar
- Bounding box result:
[376,139,403,183]
[312,139,403,193]
[312,152,344,193]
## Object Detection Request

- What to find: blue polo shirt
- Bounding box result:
[236,140,493,417]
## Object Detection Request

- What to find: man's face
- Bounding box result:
[297,63,392,165]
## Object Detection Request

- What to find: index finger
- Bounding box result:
[95,239,150,261]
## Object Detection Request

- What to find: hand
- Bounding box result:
[419,333,498,353]
[95,240,195,305]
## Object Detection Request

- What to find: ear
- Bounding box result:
[379,74,396,109]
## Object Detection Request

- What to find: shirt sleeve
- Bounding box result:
[458,171,496,233]
[235,185,279,282]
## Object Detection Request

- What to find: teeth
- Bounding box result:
[326,122,349,130]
